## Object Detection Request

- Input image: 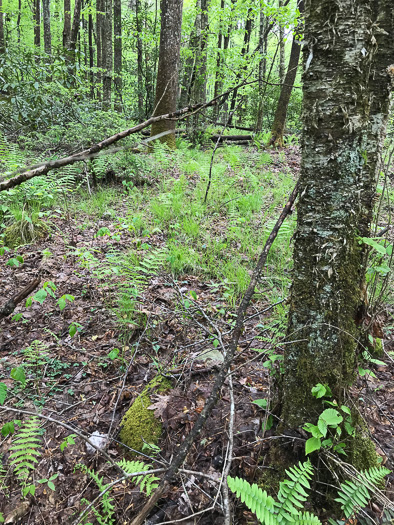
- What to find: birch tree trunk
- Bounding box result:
[102,0,113,109]
[279,0,393,471]
[150,0,183,148]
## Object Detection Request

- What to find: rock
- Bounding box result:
[86,431,109,454]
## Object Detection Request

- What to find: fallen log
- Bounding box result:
[0,277,41,320]
[211,134,253,142]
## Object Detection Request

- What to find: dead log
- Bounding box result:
[211,134,253,142]
[0,277,41,320]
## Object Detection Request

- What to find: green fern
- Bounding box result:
[9,417,42,480]
[335,466,391,518]
[228,461,320,525]
[116,459,160,495]
[75,463,115,525]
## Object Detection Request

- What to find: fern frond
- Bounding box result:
[9,417,42,480]
[335,466,391,518]
[227,476,277,525]
[117,459,159,496]
[296,511,322,525]
[275,461,314,517]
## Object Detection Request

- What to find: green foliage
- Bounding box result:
[334,466,391,519]
[75,464,116,525]
[228,461,321,525]
[116,459,159,495]
[9,417,42,480]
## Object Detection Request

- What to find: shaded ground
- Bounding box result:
[0,146,393,524]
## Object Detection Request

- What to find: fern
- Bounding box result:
[117,459,160,495]
[275,461,314,517]
[227,476,276,524]
[335,466,391,518]
[9,417,42,480]
[75,464,115,525]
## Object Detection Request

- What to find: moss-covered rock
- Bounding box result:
[4,219,47,248]
[119,393,162,454]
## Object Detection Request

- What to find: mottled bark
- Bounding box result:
[63,0,71,48]
[150,0,183,148]
[0,0,5,54]
[280,0,393,469]
[279,0,285,85]
[102,0,113,109]
[269,0,303,147]
[68,0,82,60]
[113,0,122,110]
[212,0,225,119]
[42,0,51,55]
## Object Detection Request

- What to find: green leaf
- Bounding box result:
[305,437,321,455]
[254,398,268,409]
[33,288,47,305]
[340,405,351,415]
[360,237,386,254]
[69,324,77,337]
[12,313,23,321]
[1,422,14,437]
[57,297,66,311]
[190,290,197,300]
[11,367,26,387]
[6,257,21,267]
[317,418,328,437]
[26,296,33,307]
[47,481,56,491]
[311,383,326,399]
[320,408,343,426]
[0,383,7,404]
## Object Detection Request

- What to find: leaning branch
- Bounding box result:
[129,181,300,525]
[0,80,258,193]
[0,277,40,320]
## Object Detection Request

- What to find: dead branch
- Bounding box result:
[0,79,259,193]
[0,277,40,320]
[129,181,300,525]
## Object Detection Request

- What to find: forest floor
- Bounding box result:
[0,143,393,524]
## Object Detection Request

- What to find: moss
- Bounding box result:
[372,338,383,358]
[119,375,172,454]
[119,393,162,454]
[4,219,47,248]
[348,412,379,471]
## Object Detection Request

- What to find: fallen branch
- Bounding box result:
[0,277,40,320]
[0,79,259,193]
[129,181,300,525]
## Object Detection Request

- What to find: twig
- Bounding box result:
[222,373,235,525]
[0,277,41,320]
[129,181,300,525]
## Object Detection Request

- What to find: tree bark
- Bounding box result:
[102,0,113,109]
[150,0,183,148]
[255,8,268,132]
[42,0,51,56]
[96,0,103,99]
[135,0,144,120]
[88,11,94,97]
[280,0,393,471]
[0,0,5,54]
[63,0,71,49]
[279,0,285,85]
[34,0,41,53]
[269,0,303,147]
[68,0,82,61]
[113,0,122,111]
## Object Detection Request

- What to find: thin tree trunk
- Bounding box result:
[227,8,253,125]
[136,0,144,120]
[88,11,94,98]
[279,0,393,473]
[63,0,71,48]
[113,0,122,111]
[0,0,4,54]
[34,0,41,55]
[255,8,268,131]
[102,0,112,109]
[269,0,303,147]
[17,0,22,44]
[42,0,51,56]
[279,0,285,85]
[96,0,103,99]
[150,0,183,148]
[68,0,82,61]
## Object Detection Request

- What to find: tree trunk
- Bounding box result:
[269,0,303,147]
[279,0,285,85]
[0,0,4,54]
[227,7,253,125]
[136,0,144,120]
[96,0,103,99]
[63,0,71,49]
[42,0,51,56]
[102,0,113,109]
[279,0,393,473]
[255,8,268,132]
[113,0,122,111]
[34,0,41,53]
[88,11,94,98]
[150,0,183,148]
[68,0,82,61]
